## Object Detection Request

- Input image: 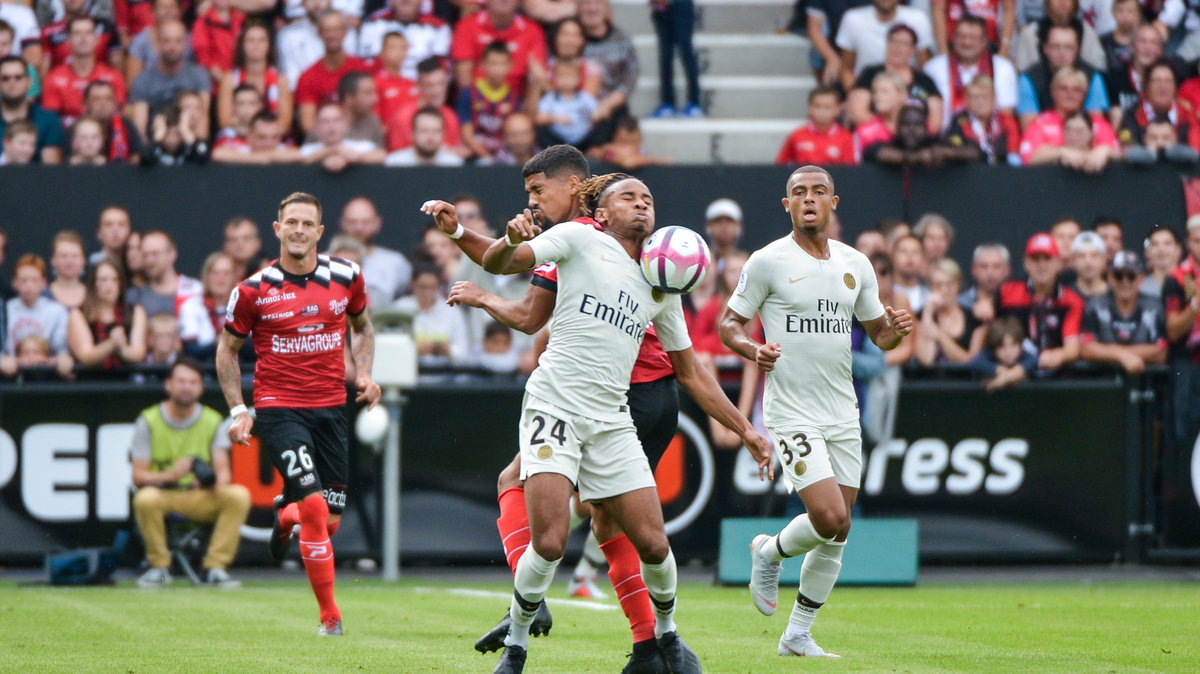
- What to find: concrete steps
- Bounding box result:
[632,33,810,77]
[638,118,798,164]
[612,0,797,36]
[630,74,812,118]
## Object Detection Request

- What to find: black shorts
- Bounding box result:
[628,376,679,469]
[254,406,349,514]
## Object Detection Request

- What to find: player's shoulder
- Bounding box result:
[319,254,362,282]
[239,261,282,291]
[829,238,870,266]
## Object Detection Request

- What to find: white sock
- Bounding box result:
[505,549,561,648]
[762,514,832,563]
[641,549,678,638]
[573,530,604,578]
[787,541,846,638]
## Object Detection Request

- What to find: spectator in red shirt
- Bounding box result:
[944,74,1022,165]
[218,23,293,133]
[1117,59,1200,151]
[775,86,855,165]
[192,0,245,87]
[450,0,546,98]
[295,10,369,135]
[995,232,1084,373]
[387,55,461,151]
[930,0,1015,56]
[214,83,262,151]
[1020,67,1120,171]
[373,31,417,132]
[853,71,906,161]
[39,0,121,76]
[42,16,127,129]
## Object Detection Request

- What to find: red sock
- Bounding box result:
[280,502,300,529]
[496,486,530,575]
[601,534,656,643]
[298,494,339,624]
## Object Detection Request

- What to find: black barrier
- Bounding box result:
[4,375,1190,566]
[0,164,1186,280]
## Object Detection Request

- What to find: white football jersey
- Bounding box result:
[727,236,884,428]
[524,222,691,422]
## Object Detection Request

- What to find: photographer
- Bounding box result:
[131,358,249,588]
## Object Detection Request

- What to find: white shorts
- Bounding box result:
[768,420,863,492]
[518,394,656,502]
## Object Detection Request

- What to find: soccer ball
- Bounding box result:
[640,226,712,294]
[355,405,389,448]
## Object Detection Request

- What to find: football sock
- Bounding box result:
[496,486,530,575]
[297,494,339,624]
[601,534,656,643]
[763,514,833,562]
[641,549,678,638]
[573,530,605,578]
[280,502,300,530]
[787,541,845,638]
[505,549,561,649]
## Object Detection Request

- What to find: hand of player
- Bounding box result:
[742,430,774,481]
[420,199,460,236]
[505,209,542,244]
[228,411,253,445]
[356,374,382,410]
[886,306,914,337]
[446,281,486,308]
[754,342,781,372]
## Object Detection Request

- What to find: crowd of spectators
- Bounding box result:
[780,0,1200,170]
[0,0,672,169]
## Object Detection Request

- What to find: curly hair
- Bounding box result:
[578,172,634,215]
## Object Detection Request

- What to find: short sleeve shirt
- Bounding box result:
[522,223,690,421]
[128,63,210,120]
[225,255,367,408]
[1080,293,1166,347]
[727,236,884,428]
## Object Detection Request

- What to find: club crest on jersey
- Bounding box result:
[301,304,319,316]
[537,445,553,460]
[329,298,349,315]
[843,273,856,290]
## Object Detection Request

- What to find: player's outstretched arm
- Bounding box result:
[667,347,775,481]
[719,307,781,372]
[482,209,542,274]
[446,282,555,335]
[348,311,382,409]
[215,330,253,444]
[420,200,497,266]
[864,306,915,351]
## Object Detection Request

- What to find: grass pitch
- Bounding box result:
[1,574,1196,673]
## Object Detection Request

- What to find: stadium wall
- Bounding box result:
[3,376,1192,567]
[0,164,1187,274]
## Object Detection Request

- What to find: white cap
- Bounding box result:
[1070,231,1105,255]
[705,198,743,223]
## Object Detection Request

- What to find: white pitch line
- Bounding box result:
[411,586,618,611]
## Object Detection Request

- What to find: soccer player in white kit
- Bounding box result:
[480,176,774,674]
[719,165,914,658]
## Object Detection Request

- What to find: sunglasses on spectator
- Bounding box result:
[1111,272,1138,282]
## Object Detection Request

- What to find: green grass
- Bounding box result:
[1,576,1197,673]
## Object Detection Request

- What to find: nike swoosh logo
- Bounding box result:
[788,276,808,284]
[752,590,777,609]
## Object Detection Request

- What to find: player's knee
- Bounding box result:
[496,456,522,494]
[531,530,568,561]
[298,492,329,526]
[809,503,848,540]
[835,515,852,542]
[635,535,670,565]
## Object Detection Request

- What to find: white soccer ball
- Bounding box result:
[640,225,712,294]
[355,405,389,447]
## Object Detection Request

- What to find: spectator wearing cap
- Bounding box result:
[776,86,855,166]
[995,232,1085,373]
[1141,225,1182,299]
[703,198,746,271]
[846,23,943,132]
[1019,67,1119,171]
[1080,250,1167,374]
[1163,215,1200,443]
[1069,231,1108,300]
[958,242,1012,322]
[835,0,934,91]
[923,15,1016,131]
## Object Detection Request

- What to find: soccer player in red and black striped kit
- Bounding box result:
[421,146,691,673]
[216,192,381,636]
